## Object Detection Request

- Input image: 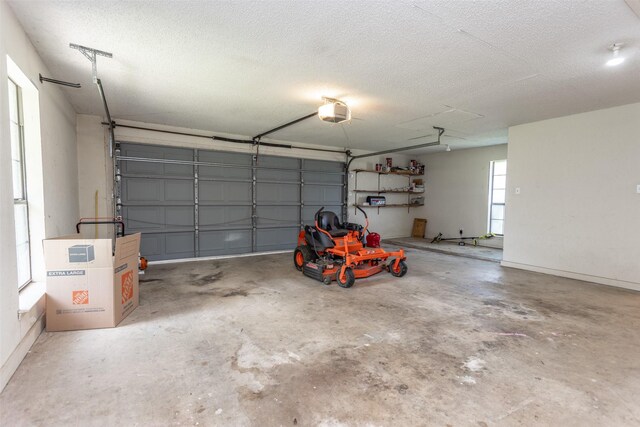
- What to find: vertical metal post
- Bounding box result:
[300,159,304,228]
[194,149,200,257]
[251,155,257,252]
[352,169,358,217]
[113,144,122,247]
[342,163,348,222]
[114,144,122,220]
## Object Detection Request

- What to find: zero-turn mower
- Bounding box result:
[293,207,407,288]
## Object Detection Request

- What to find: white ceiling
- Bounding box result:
[8,0,640,152]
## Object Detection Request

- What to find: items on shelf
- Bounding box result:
[366,196,386,206]
[352,168,425,213]
[410,196,425,205]
[372,157,425,174]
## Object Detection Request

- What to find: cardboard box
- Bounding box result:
[43,233,141,332]
[412,218,427,238]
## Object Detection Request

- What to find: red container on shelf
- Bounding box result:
[386,157,392,167]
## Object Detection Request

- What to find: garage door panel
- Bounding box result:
[200,166,251,180]
[257,183,299,203]
[256,155,298,169]
[200,181,251,203]
[199,230,252,255]
[123,206,164,232]
[305,159,344,173]
[121,145,193,177]
[165,232,195,257]
[139,234,163,259]
[199,206,252,228]
[256,227,299,251]
[165,180,194,202]
[124,177,194,204]
[123,178,162,202]
[166,206,194,229]
[199,151,251,179]
[257,168,299,181]
[304,171,343,184]
[256,206,298,226]
[256,156,299,181]
[304,185,342,204]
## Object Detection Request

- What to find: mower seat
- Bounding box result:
[318,211,349,238]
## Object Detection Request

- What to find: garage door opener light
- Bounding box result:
[606,43,625,67]
[318,97,351,123]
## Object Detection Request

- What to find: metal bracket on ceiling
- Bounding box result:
[346,125,446,168]
[69,43,113,83]
[39,73,81,88]
[434,126,445,140]
[252,136,262,164]
[70,43,115,159]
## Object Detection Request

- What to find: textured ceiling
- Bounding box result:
[8,0,640,152]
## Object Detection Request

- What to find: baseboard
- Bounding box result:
[500,260,640,292]
[0,313,45,393]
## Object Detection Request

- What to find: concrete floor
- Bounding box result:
[386,237,503,262]
[1,246,640,426]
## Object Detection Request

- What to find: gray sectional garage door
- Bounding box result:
[115,143,345,261]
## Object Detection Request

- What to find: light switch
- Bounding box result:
[515,187,521,195]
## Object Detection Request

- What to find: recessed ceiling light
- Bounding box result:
[606,43,625,67]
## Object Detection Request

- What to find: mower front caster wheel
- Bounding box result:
[390,259,408,278]
[294,245,314,271]
[336,267,355,288]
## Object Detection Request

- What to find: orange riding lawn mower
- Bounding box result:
[293,207,407,288]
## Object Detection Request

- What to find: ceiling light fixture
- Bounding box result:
[606,43,625,66]
[318,97,351,123]
[445,144,451,152]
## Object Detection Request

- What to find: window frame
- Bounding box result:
[9,77,32,290]
[488,159,506,236]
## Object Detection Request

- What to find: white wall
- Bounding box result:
[0,0,78,391]
[416,144,508,245]
[503,102,640,291]
[76,115,111,238]
[77,118,420,240]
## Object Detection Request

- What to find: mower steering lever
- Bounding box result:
[355,206,369,237]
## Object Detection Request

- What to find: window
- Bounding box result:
[488,159,506,235]
[9,78,31,289]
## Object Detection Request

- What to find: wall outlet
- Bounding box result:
[637,184,640,194]
[515,187,521,194]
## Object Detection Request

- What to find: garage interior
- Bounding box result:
[1,1,639,425]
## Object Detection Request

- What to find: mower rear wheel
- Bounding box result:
[337,267,355,288]
[390,259,408,277]
[294,245,314,271]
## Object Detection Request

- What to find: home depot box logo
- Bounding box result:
[121,270,134,304]
[72,290,89,305]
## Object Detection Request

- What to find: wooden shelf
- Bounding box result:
[352,168,423,177]
[354,203,424,208]
[352,168,424,214]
